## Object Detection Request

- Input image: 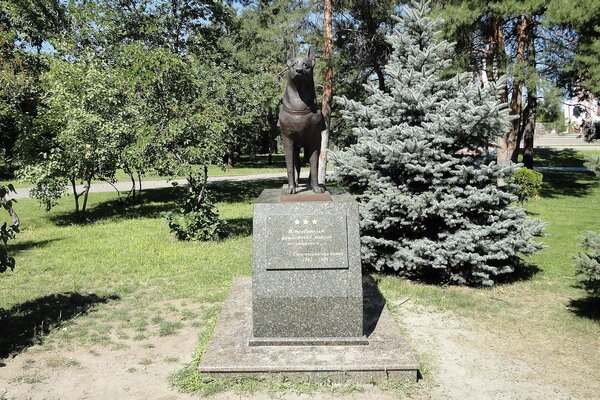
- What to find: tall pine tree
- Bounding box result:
[334,0,543,286]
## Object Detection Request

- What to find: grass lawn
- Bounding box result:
[530,148,600,168]
[1,170,599,396]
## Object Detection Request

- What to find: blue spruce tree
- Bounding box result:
[334,0,543,286]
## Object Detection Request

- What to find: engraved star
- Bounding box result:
[294,219,300,225]
[303,219,309,225]
[312,219,318,224]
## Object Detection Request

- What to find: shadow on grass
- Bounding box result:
[0,292,119,359]
[7,238,62,252]
[495,261,541,285]
[221,218,252,238]
[533,148,590,168]
[568,297,600,322]
[211,178,285,204]
[47,177,300,227]
[49,187,177,226]
[363,275,386,337]
[236,154,286,169]
[539,171,598,199]
[368,258,540,287]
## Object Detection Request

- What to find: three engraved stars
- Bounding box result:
[294,218,318,225]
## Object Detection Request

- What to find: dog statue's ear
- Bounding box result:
[307,46,316,66]
[287,46,296,66]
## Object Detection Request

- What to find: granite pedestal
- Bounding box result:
[251,188,363,343]
[198,188,420,383]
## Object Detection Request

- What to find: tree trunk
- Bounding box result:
[521,93,537,169]
[484,17,510,168]
[375,64,386,91]
[318,0,333,185]
[70,177,80,216]
[80,178,91,220]
[521,27,538,170]
[489,17,506,84]
[124,165,136,200]
[137,170,142,193]
[130,172,136,200]
[268,128,273,166]
[498,16,528,165]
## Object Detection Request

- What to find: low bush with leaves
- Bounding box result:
[584,156,600,177]
[510,168,543,205]
[166,188,222,241]
[0,184,19,273]
[574,232,600,297]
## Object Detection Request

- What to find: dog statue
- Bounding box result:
[278,45,326,194]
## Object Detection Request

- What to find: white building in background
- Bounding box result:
[563,95,600,132]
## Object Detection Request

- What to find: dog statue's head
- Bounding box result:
[286,46,316,82]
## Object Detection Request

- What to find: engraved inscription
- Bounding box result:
[265,214,348,270]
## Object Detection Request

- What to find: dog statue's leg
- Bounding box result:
[282,134,296,194]
[294,146,301,188]
[308,145,325,194]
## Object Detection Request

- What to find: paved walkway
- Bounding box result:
[11,164,594,201]
[10,136,600,200]
[535,134,600,150]
[10,172,309,199]
[534,166,590,172]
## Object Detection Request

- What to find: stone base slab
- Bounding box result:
[198,277,420,383]
[280,184,332,202]
[248,336,369,347]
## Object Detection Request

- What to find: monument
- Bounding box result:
[198,46,419,383]
[250,187,364,345]
[278,45,325,195]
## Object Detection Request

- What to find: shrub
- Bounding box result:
[574,232,600,297]
[510,168,543,205]
[0,184,19,273]
[166,189,222,241]
[584,156,600,177]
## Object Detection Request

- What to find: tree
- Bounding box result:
[331,0,396,94]
[17,55,134,219]
[434,0,600,169]
[334,0,543,286]
[123,45,269,239]
[0,0,67,171]
[222,0,311,164]
[545,0,600,96]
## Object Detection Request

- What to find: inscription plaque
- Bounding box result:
[265,214,348,270]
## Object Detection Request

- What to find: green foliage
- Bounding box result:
[331,0,397,94]
[221,0,310,155]
[0,183,18,273]
[17,155,67,211]
[510,168,543,205]
[584,156,600,177]
[537,86,566,133]
[574,231,600,297]
[166,188,222,242]
[546,0,600,95]
[334,0,543,286]
[17,54,134,217]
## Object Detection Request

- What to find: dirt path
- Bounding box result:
[396,302,590,400]
[2,299,596,399]
[0,324,199,400]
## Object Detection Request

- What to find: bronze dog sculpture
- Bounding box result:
[279,46,325,194]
